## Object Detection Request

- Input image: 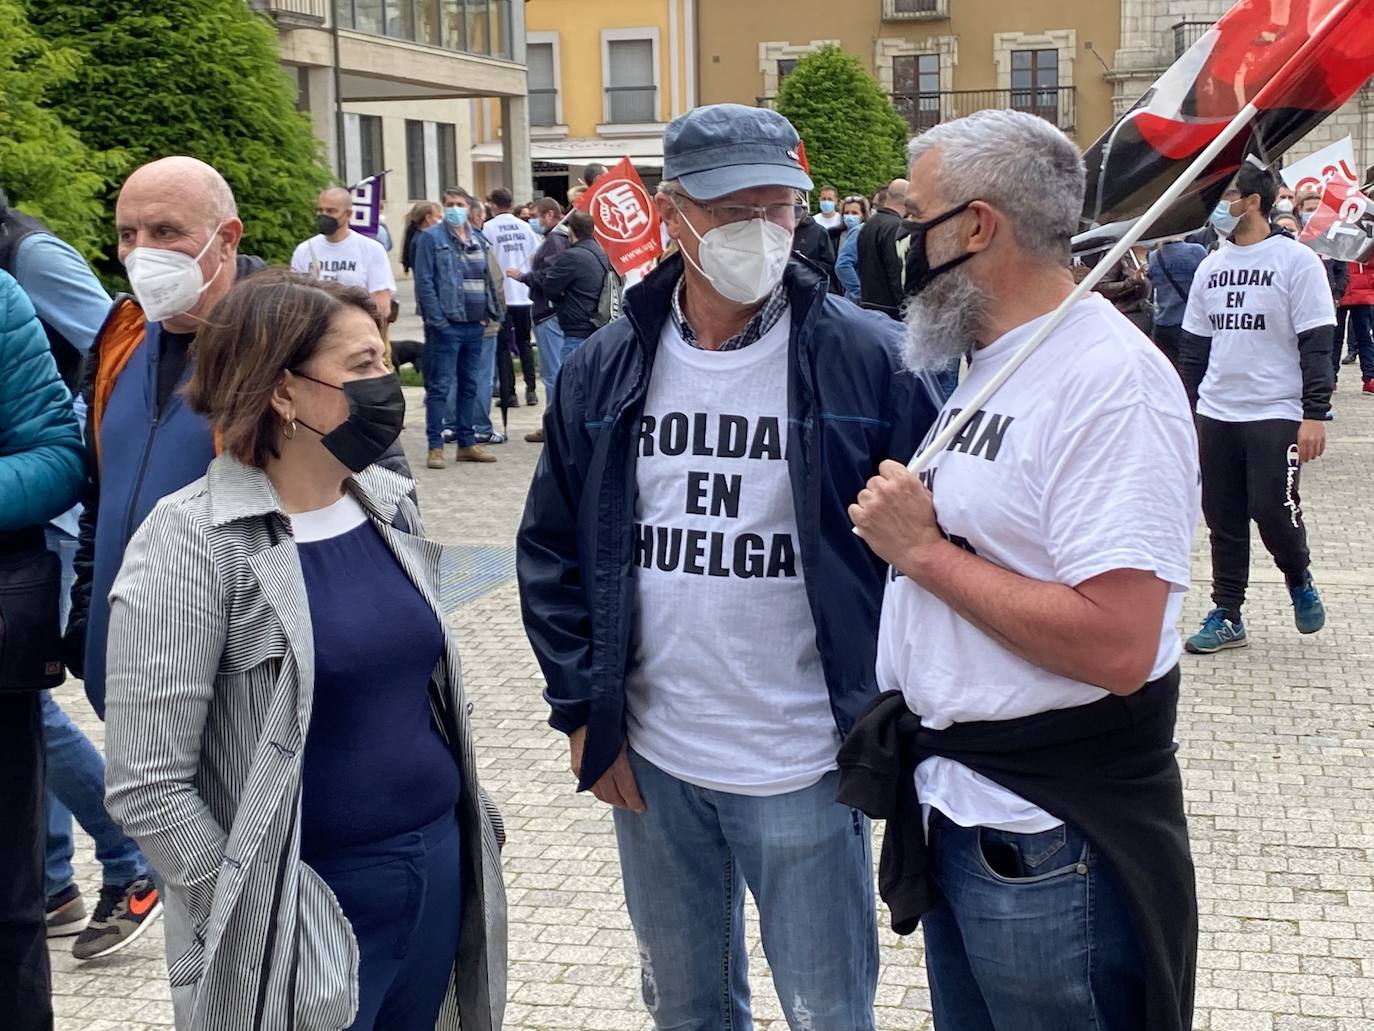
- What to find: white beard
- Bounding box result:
[901,263,987,375]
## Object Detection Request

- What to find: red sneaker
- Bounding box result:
[1362,378,1374,396]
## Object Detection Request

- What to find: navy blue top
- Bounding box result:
[295,499,459,859]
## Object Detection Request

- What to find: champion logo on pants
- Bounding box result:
[1285,444,1301,528]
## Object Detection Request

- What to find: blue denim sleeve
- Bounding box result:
[12,235,111,354]
[836,229,862,302]
[412,229,445,327]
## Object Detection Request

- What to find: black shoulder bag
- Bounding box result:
[0,528,65,692]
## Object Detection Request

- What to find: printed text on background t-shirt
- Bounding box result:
[876,294,1200,832]
[1181,234,1337,423]
[289,230,397,295]
[624,308,839,796]
[485,212,542,308]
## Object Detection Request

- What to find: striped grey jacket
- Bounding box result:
[103,455,506,1031]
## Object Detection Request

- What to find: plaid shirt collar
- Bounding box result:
[670,277,789,352]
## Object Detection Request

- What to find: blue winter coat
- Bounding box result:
[0,269,84,530]
[516,254,943,789]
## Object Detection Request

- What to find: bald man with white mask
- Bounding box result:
[62,157,266,721]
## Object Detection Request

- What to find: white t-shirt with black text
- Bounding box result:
[290,230,396,295]
[625,309,839,796]
[876,294,1200,832]
[1182,233,1337,423]
[484,212,542,307]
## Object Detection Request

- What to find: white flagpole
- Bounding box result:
[905,100,1260,474]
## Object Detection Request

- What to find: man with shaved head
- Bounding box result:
[63,157,263,732]
[857,176,912,319]
[291,185,395,318]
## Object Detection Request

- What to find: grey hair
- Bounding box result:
[907,109,1084,262]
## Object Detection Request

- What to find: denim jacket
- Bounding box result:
[413,223,502,328]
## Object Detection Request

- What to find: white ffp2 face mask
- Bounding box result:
[676,206,793,305]
[123,224,226,323]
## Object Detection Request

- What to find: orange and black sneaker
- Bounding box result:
[72,876,162,960]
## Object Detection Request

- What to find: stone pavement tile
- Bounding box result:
[52,364,1374,1028]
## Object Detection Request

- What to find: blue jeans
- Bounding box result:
[308,811,462,1031]
[612,752,878,1030]
[921,811,1145,1031]
[445,330,498,437]
[423,321,485,449]
[41,529,150,896]
[559,334,587,369]
[534,317,566,399]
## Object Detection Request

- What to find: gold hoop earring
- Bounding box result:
[283,418,297,440]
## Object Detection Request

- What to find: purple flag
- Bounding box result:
[348,171,387,238]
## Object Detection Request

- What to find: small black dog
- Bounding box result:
[390,338,424,372]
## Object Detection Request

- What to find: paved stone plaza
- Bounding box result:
[47,330,1374,1029]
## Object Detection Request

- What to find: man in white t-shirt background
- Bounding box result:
[845,110,1200,1031]
[1179,162,1335,655]
[484,187,541,408]
[290,187,395,320]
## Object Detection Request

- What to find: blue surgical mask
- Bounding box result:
[528,217,544,234]
[843,213,862,230]
[1209,201,1239,237]
[1301,210,1314,226]
[443,206,468,227]
[819,199,836,215]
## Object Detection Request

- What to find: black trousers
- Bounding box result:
[0,693,51,1031]
[1197,414,1310,614]
[497,305,536,395]
[1151,323,1182,371]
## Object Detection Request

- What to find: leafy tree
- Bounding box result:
[776,46,911,202]
[27,0,332,280]
[0,0,113,260]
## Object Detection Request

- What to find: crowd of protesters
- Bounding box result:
[0,98,1369,1031]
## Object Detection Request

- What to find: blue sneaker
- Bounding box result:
[1289,574,1326,634]
[1185,608,1248,654]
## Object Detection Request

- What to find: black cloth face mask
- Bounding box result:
[293,371,405,473]
[903,200,976,298]
[315,213,341,236]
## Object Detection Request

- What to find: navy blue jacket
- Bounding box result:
[516,254,942,789]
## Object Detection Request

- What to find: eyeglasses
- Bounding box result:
[665,190,799,227]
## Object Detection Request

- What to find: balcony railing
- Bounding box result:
[251,0,328,24]
[1173,20,1213,59]
[882,0,948,20]
[892,86,1076,134]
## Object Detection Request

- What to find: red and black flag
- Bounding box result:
[1079,0,1374,246]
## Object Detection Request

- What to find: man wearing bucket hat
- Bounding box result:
[517,103,942,1028]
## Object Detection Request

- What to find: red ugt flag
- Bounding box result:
[1080,0,1374,242]
[573,156,662,275]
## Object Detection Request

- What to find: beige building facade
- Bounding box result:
[255,0,532,275]
[696,0,1123,146]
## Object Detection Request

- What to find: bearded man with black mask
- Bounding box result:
[844,109,1202,1031]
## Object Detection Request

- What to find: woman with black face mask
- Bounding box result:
[101,270,507,1031]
